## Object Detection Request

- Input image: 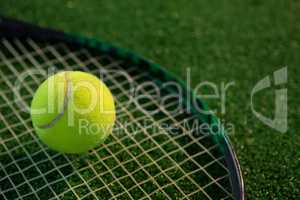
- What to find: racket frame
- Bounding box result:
[0,16,244,200]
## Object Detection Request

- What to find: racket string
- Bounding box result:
[0,38,234,200]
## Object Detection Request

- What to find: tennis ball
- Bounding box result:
[30,71,116,154]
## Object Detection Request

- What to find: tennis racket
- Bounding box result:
[0,16,244,200]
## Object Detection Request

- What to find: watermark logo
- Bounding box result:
[12,66,288,135]
[251,67,288,133]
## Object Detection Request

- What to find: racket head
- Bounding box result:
[0,16,244,200]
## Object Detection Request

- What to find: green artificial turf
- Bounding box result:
[1,0,299,199]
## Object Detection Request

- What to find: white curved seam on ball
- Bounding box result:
[38,72,72,129]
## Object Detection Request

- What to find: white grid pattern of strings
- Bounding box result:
[0,38,233,200]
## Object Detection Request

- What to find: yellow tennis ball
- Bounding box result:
[30,71,116,154]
